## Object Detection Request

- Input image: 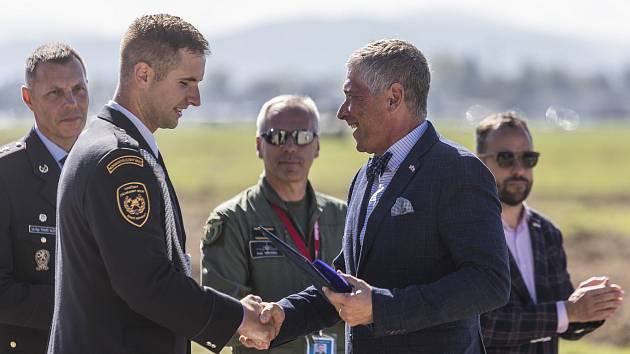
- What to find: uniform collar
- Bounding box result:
[258,175,320,216]
[33,125,68,167]
[107,100,159,157]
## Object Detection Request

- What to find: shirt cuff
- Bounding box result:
[556,301,569,333]
[238,303,245,332]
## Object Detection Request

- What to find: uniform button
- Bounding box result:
[41,237,47,244]
[39,213,48,222]
[205,341,216,349]
[9,340,17,348]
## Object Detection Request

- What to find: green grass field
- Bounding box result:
[150,120,630,238]
[2,120,629,354]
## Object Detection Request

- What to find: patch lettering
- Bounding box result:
[249,240,283,259]
[28,225,56,235]
[116,182,150,227]
[107,155,144,174]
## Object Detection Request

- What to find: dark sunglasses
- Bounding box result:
[481,151,540,168]
[261,129,317,146]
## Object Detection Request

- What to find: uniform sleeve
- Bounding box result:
[84,150,243,352]
[273,286,340,347]
[0,175,54,330]
[201,210,252,299]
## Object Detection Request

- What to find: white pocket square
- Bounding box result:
[391,197,414,216]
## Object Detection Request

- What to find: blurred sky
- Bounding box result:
[2,0,629,42]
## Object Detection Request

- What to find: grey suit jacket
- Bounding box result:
[274,122,510,354]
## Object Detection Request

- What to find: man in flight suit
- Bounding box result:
[202,95,346,354]
[47,14,275,354]
[0,43,88,354]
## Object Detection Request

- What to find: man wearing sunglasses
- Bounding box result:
[201,95,347,354]
[477,112,624,354]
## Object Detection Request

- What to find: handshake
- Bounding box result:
[236,272,375,349]
[236,295,285,350]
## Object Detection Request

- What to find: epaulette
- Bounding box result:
[113,127,140,150]
[0,140,26,158]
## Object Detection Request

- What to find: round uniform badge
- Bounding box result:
[116,182,150,227]
[35,249,50,271]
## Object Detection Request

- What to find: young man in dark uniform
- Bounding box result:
[0,43,88,354]
[47,14,275,354]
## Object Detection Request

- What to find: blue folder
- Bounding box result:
[255,226,352,293]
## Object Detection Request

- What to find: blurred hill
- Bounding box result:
[2,10,630,123]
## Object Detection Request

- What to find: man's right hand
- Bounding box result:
[236,295,275,350]
[565,276,624,323]
[239,302,285,349]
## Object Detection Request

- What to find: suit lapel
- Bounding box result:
[24,128,61,208]
[97,106,155,157]
[356,122,439,273]
[529,214,549,302]
[508,251,535,304]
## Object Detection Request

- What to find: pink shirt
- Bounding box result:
[502,206,568,333]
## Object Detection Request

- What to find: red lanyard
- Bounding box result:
[270,204,320,261]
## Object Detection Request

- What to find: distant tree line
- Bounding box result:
[2,55,630,124]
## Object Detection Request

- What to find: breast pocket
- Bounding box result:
[13,228,55,282]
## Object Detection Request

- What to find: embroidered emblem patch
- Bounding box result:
[116,182,150,227]
[107,155,144,174]
[35,249,50,271]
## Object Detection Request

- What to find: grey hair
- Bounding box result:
[346,38,430,119]
[25,42,86,86]
[256,95,320,136]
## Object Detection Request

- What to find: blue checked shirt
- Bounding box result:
[359,120,428,244]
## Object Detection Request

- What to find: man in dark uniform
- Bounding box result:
[201,95,347,354]
[0,43,88,354]
[47,14,275,354]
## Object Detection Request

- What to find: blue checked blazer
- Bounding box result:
[273,122,511,354]
[481,209,603,354]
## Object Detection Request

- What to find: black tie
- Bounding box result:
[59,156,67,168]
[354,152,392,265]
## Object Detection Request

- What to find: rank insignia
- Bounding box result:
[35,249,50,271]
[116,182,150,227]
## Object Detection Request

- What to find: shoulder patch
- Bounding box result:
[116,182,150,227]
[107,155,144,174]
[0,141,26,158]
[202,217,224,245]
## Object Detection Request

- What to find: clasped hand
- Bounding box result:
[239,272,374,350]
[566,276,624,323]
[238,295,285,349]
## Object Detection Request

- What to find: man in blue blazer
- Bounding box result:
[242,39,511,353]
